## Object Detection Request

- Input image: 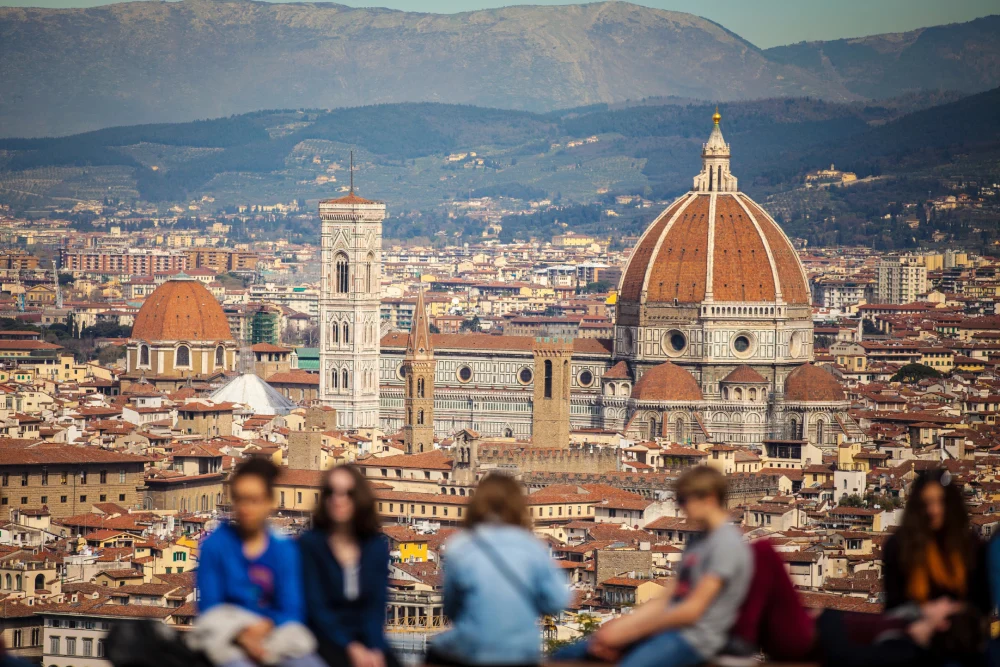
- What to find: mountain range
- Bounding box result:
[1,0,998,137]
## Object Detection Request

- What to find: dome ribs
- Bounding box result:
[740,196,810,305]
[131,279,234,342]
[620,196,689,302]
[647,196,709,304]
[712,195,775,303]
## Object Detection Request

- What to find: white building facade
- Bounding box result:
[319,192,385,429]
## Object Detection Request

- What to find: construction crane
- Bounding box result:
[14,271,24,312]
[51,260,63,309]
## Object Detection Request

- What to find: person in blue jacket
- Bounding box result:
[195,458,324,667]
[299,465,399,667]
[427,474,570,667]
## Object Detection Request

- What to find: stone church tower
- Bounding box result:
[318,187,384,429]
[531,338,573,448]
[402,288,435,454]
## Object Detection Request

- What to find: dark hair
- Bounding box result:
[312,465,380,538]
[675,465,727,506]
[231,457,280,495]
[465,474,531,529]
[898,468,972,584]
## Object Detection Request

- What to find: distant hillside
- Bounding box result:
[0,0,861,137]
[765,15,1000,99]
[0,90,994,216]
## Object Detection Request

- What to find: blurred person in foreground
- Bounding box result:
[554,466,751,667]
[299,465,399,667]
[193,458,325,667]
[427,474,570,667]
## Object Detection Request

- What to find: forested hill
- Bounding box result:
[0,89,997,215]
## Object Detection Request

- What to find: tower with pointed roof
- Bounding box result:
[402,288,435,454]
[318,174,385,429]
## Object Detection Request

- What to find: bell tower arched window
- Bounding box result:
[343,322,350,345]
[366,253,374,293]
[335,253,349,294]
[544,360,553,399]
[342,369,349,391]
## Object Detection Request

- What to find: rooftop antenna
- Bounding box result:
[349,150,354,194]
[52,260,63,310]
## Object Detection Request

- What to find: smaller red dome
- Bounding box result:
[631,362,703,401]
[784,364,845,402]
[132,279,233,342]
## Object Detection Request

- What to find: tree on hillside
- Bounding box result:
[891,363,941,383]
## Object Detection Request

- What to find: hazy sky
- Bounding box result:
[1,0,995,48]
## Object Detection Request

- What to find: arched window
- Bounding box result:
[215,345,224,367]
[365,253,375,293]
[332,322,339,344]
[34,574,44,591]
[4,573,10,590]
[342,369,349,391]
[417,378,425,398]
[735,387,743,401]
[749,388,757,401]
[343,322,350,344]
[675,417,685,443]
[723,387,730,400]
[648,417,658,439]
[139,344,150,367]
[175,345,190,368]
[544,360,553,398]
[335,253,349,293]
[417,409,424,425]
[816,419,826,444]
[201,495,208,512]
[331,369,339,390]
[607,384,616,397]
[15,574,20,591]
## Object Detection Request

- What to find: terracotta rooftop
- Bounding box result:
[630,362,703,401]
[784,363,846,402]
[132,279,233,342]
[722,365,768,384]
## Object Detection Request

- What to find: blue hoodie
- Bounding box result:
[431,524,570,665]
[197,522,305,626]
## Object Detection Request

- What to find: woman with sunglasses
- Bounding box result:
[299,465,399,667]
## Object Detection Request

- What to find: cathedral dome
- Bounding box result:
[132,278,233,342]
[630,362,703,401]
[784,363,846,402]
[619,113,809,308]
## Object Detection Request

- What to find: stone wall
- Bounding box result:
[595,549,653,585]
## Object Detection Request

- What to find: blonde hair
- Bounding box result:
[465,474,531,529]
[675,465,728,505]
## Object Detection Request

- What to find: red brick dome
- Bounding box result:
[619,192,809,306]
[784,363,845,402]
[631,362,703,401]
[132,279,232,342]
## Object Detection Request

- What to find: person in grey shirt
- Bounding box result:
[554,466,751,667]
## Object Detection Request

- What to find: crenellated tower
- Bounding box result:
[318,182,384,429]
[402,287,436,453]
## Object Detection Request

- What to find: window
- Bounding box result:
[578,369,594,387]
[60,472,67,485]
[80,495,86,503]
[119,469,126,483]
[139,344,150,366]
[544,360,553,398]
[0,473,6,486]
[733,335,751,353]
[20,497,27,505]
[343,322,350,345]
[83,638,93,657]
[342,369,349,391]
[12,629,21,648]
[175,344,191,367]
[98,639,106,657]
[457,366,473,383]
[119,494,126,502]
[215,345,225,367]
[60,496,67,503]
[100,470,107,484]
[66,637,76,656]
[518,367,533,385]
[279,491,285,507]
[297,492,302,503]
[173,552,186,562]
[20,473,27,486]
[336,253,349,293]
[417,378,424,398]
[331,369,339,390]
[365,253,374,292]
[40,496,47,504]
[30,627,39,646]
[41,469,48,485]
[50,636,60,654]
[80,471,87,484]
